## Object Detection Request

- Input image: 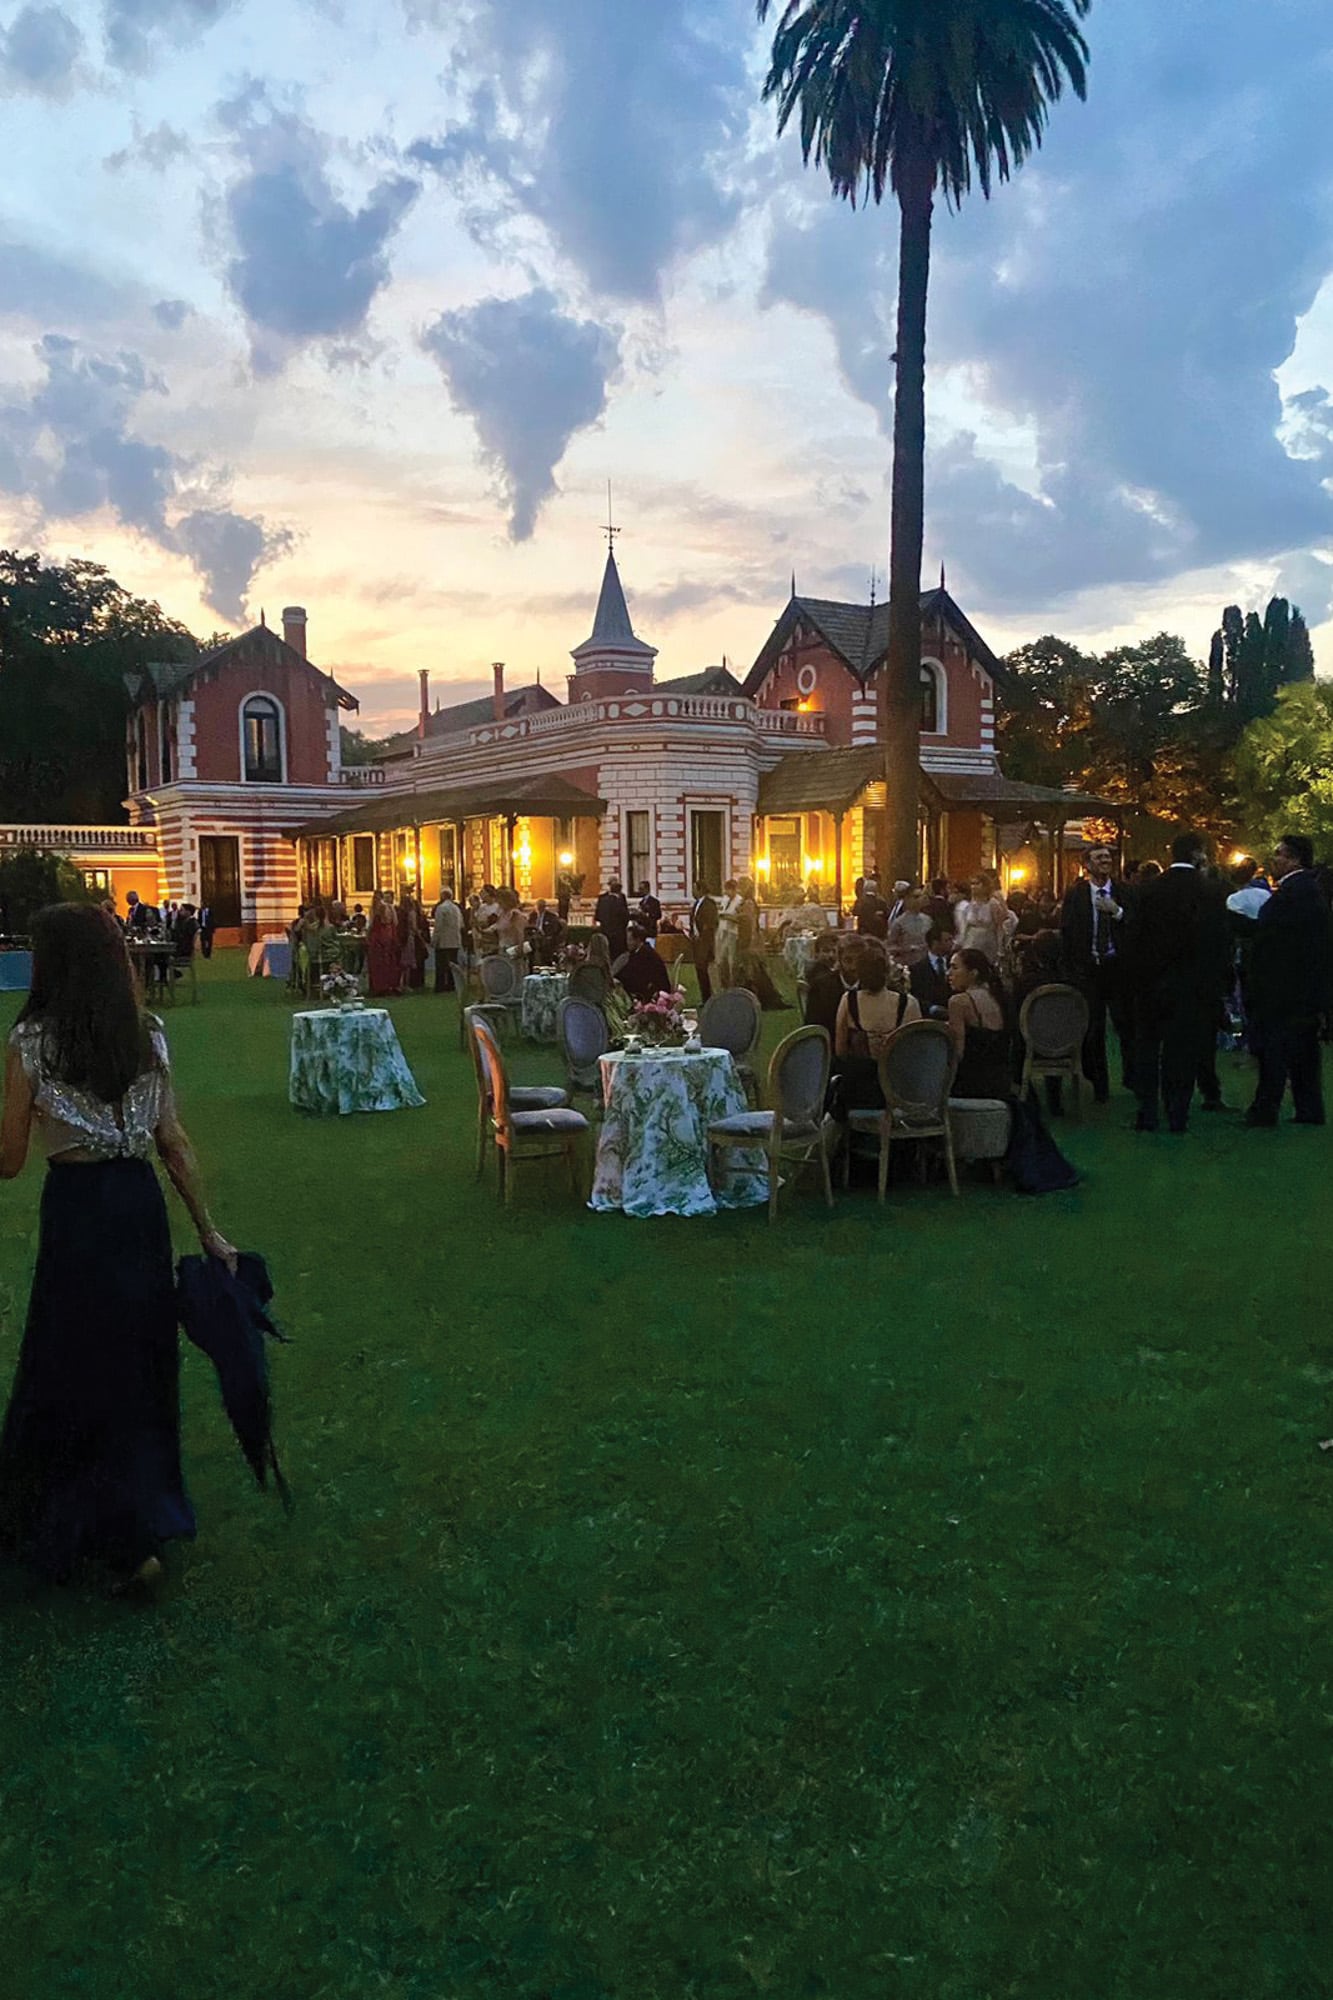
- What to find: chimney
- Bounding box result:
[492,661,505,722]
[282,606,307,659]
[418,668,430,740]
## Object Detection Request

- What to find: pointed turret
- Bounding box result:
[569,545,657,701]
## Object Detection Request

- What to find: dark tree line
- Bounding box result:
[0,551,201,823]
[998,596,1317,845]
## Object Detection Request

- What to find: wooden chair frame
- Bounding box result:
[1019,983,1090,1119]
[846,1020,961,1203]
[708,1024,834,1224]
[470,1013,586,1205]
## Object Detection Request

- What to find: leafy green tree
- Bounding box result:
[1220,604,1245,705]
[0,552,198,824]
[1232,682,1333,856]
[0,847,95,937]
[995,636,1096,789]
[757,0,1091,884]
[339,728,382,767]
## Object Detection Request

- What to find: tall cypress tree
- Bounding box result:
[1285,608,1315,683]
[1207,628,1225,705]
[1235,611,1268,719]
[1220,604,1245,706]
[1261,596,1291,705]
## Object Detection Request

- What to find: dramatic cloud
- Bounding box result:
[408,0,748,300]
[0,334,286,618]
[0,4,82,96]
[761,0,1333,619]
[218,86,418,374]
[421,288,620,539]
[0,241,132,325]
[105,0,234,72]
[152,297,193,330]
[104,120,193,173]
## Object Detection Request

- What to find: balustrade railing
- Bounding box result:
[0,824,157,852]
[454,691,826,751]
[339,765,388,786]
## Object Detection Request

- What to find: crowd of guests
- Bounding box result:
[808,833,1333,1135]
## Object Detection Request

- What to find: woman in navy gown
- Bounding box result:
[0,904,236,1589]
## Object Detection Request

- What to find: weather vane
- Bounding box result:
[604,481,620,553]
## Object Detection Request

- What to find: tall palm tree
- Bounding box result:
[758,0,1091,884]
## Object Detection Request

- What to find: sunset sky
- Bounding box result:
[2,0,1331,736]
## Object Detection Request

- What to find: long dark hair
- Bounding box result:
[953,946,1009,1021]
[18,903,156,1102]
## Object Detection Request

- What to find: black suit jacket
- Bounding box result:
[910,954,952,1018]
[1060,877,1128,981]
[1249,870,1333,1021]
[594,892,629,945]
[805,968,853,1037]
[619,943,671,1003]
[1132,867,1230,1004]
[689,896,718,961]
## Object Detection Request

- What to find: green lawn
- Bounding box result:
[1,954,1330,1999]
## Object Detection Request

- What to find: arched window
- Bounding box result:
[920,660,946,735]
[242,696,283,783]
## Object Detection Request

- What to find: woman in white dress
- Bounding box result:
[953,876,1017,964]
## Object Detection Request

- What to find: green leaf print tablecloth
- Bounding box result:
[589,1048,767,1218]
[520,973,570,1043]
[289,1008,426,1116]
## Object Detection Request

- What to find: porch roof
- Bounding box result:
[755,746,884,817]
[286,773,606,841]
[922,771,1118,820]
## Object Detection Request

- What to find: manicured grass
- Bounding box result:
[1,954,1331,1999]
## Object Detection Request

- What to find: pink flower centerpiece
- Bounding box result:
[630,986,688,1046]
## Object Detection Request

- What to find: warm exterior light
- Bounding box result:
[402,850,417,876]
[1229,849,1249,866]
[797,698,812,713]
[558,850,574,868]
[755,856,770,875]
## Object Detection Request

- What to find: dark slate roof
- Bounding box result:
[128,624,358,710]
[377,683,561,758]
[755,747,885,817]
[571,550,656,661]
[654,665,746,697]
[923,771,1116,817]
[285,773,605,842]
[744,587,1008,697]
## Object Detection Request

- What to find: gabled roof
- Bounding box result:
[744,587,1007,697]
[377,682,561,759]
[756,751,1116,823]
[127,624,358,711]
[285,772,605,842]
[571,550,657,664]
[654,664,746,698]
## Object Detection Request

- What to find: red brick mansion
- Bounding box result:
[5,550,1097,945]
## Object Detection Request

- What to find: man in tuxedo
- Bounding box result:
[1061,844,1135,1100]
[910,923,955,1020]
[1131,833,1230,1133]
[688,884,719,1002]
[804,935,864,1038]
[594,879,630,961]
[854,876,889,939]
[618,922,672,1003]
[125,890,157,932]
[197,903,215,958]
[525,898,564,967]
[1245,833,1332,1127]
[636,881,662,937]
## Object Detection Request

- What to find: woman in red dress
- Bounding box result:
[366,891,401,998]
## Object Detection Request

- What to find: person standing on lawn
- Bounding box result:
[0,903,236,1588]
[688,884,719,1003]
[594,879,630,962]
[1061,844,1135,1100]
[1244,833,1333,1128]
[431,887,462,993]
[1131,833,1230,1134]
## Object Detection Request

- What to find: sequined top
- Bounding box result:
[7,1017,174,1162]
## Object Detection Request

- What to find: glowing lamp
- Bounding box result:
[754,856,770,876]
[402,850,418,877]
[558,850,574,869]
[1229,849,1249,866]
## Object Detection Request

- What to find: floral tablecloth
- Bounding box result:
[521,972,570,1042]
[589,1047,767,1218]
[782,934,822,978]
[289,1007,425,1116]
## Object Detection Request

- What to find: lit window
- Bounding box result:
[243,697,282,782]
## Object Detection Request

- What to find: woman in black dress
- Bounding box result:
[946,947,1013,1099]
[0,904,236,1589]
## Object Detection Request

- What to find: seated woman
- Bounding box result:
[945,948,1013,1099]
[586,933,630,1036]
[832,940,921,1116]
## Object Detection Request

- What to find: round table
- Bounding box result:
[248,938,292,979]
[520,972,571,1042]
[289,1007,425,1116]
[589,1047,767,1218]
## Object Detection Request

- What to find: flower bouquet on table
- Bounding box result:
[630,986,688,1047]
[320,967,363,1010]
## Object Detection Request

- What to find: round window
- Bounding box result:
[796,664,817,696]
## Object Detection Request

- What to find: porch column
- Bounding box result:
[832,812,845,922]
[505,814,517,891]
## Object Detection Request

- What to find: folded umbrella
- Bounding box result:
[176,1251,292,1510]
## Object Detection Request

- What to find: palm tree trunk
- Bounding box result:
[879,148,934,886]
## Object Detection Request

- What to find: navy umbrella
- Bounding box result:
[176,1251,292,1509]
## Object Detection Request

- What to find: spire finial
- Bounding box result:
[259,606,266,627]
[940,560,946,592]
[790,569,797,600]
[868,568,877,609]
[604,480,619,554]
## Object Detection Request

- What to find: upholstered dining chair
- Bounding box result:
[476,950,524,1041]
[464,1006,571,1181]
[557,997,610,1113]
[1019,983,1091,1117]
[706,1024,833,1223]
[469,1012,588,1204]
[846,1019,960,1202]
[698,987,763,1104]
